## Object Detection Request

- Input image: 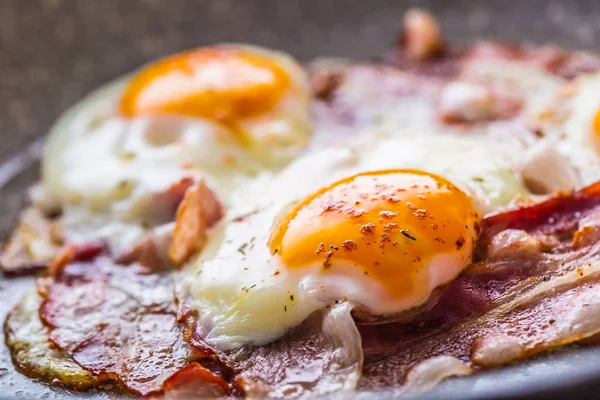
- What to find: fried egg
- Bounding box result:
[41,44,311,251]
[181,135,529,350]
[562,72,600,153]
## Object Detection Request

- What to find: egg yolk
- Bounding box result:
[594,109,600,138]
[120,47,290,124]
[269,169,481,303]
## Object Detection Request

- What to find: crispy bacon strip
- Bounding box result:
[4,289,104,391]
[1,208,63,275]
[158,362,230,399]
[481,181,600,243]
[169,179,223,267]
[38,252,214,396]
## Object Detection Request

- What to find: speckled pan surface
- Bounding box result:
[2,0,600,398]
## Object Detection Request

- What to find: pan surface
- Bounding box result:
[1,0,600,398]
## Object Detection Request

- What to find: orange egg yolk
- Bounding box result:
[120,47,290,123]
[269,169,481,300]
[594,109,600,137]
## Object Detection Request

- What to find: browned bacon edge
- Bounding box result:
[482,181,600,242]
[35,242,232,397]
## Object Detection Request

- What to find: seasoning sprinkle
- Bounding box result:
[242,284,257,293]
[401,230,417,241]
[119,152,136,161]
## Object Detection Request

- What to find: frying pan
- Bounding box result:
[1,0,600,398]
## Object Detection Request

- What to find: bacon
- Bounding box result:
[437,80,523,123]
[1,208,63,276]
[465,41,600,79]
[1,178,197,276]
[116,223,174,270]
[360,261,600,394]
[481,181,600,244]
[46,240,107,278]
[157,362,230,399]
[37,252,214,396]
[4,289,105,391]
[227,302,363,399]
[169,179,223,267]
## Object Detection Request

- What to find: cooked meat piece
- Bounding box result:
[438,81,522,123]
[360,261,600,394]
[1,208,63,275]
[401,9,444,62]
[169,179,223,267]
[160,363,230,399]
[226,302,363,399]
[117,222,174,270]
[4,289,103,390]
[309,59,347,100]
[38,251,219,396]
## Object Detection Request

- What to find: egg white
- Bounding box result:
[524,71,600,191]
[557,72,600,185]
